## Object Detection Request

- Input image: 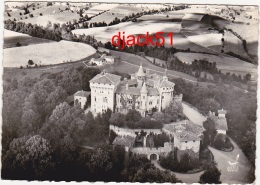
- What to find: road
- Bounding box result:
[208,140,251,184]
[182,102,207,126]
[152,160,203,183]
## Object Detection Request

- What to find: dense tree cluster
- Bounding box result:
[160,151,201,173]
[109,110,162,129]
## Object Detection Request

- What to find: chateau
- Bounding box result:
[89,64,182,116]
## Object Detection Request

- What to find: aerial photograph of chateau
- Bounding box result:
[1,1,258,184]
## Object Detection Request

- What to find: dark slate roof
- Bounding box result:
[74,91,91,97]
[116,83,159,96]
[159,80,175,88]
[163,120,205,142]
[116,84,141,96]
[215,118,228,131]
[112,136,135,147]
[90,72,121,85]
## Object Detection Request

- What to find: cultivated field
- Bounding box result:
[4,29,54,48]
[4,40,96,68]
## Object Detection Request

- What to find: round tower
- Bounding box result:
[140,82,148,117]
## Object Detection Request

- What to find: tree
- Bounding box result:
[164,100,183,122]
[109,112,126,127]
[28,59,34,65]
[3,135,54,179]
[199,164,221,184]
[125,109,142,122]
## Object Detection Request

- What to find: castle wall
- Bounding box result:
[110,125,162,137]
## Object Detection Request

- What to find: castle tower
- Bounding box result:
[140,82,148,117]
[159,69,175,111]
[136,63,146,87]
[218,109,227,118]
[89,70,121,116]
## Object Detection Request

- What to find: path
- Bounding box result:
[152,160,203,183]
[208,139,251,184]
[182,102,206,126]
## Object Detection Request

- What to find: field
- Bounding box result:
[4,40,96,68]
[174,52,257,76]
[5,2,81,27]
[4,29,54,48]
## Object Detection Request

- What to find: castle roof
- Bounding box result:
[159,80,175,88]
[163,120,205,142]
[136,64,146,77]
[215,118,228,131]
[116,83,159,96]
[218,109,227,114]
[74,90,91,97]
[90,72,121,85]
[140,82,148,94]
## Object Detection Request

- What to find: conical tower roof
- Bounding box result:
[140,82,148,94]
[136,63,146,77]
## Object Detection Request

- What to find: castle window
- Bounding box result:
[103,97,108,103]
[94,97,96,102]
[162,96,164,99]
[185,141,188,143]
[143,96,145,99]
[157,99,159,104]
[128,99,132,104]
[149,101,152,105]
[193,140,195,142]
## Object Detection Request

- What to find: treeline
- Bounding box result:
[4,19,102,48]
[105,43,252,85]
[173,78,256,182]
[4,19,62,41]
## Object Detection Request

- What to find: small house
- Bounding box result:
[74,90,91,109]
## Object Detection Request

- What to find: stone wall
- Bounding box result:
[110,125,162,138]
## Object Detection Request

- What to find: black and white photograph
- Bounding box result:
[1,0,259,184]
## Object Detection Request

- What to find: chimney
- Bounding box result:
[126,83,129,90]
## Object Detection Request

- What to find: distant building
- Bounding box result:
[89,64,183,116]
[89,54,117,66]
[74,90,91,109]
[208,109,228,134]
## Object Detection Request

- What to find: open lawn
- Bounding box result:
[4,40,96,67]
[4,29,54,48]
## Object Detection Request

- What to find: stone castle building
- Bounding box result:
[89,64,182,116]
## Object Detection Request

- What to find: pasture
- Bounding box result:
[3,40,96,68]
[4,29,54,48]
